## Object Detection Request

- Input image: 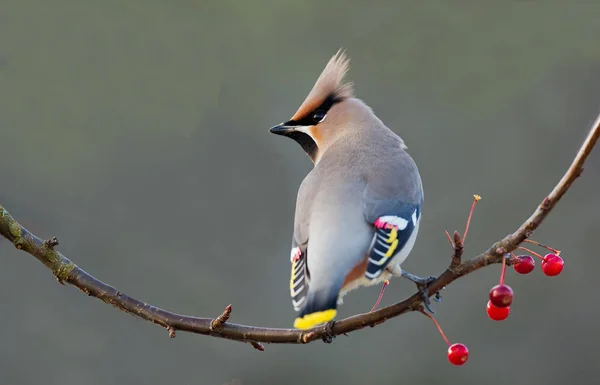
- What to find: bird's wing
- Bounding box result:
[289,240,310,311]
[363,201,421,279]
[362,154,423,280]
[288,172,317,312]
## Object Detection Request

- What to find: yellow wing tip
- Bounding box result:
[293,309,337,330]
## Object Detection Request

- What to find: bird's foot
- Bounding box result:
[400,271,440,313]
[322,321,336,343]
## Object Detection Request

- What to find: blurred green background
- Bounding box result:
[1,1,600,384]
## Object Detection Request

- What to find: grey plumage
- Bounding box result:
[270,51,424,329]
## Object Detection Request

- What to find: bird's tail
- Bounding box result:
[294,286,340,330]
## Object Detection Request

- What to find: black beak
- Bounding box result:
[269,122,296,135]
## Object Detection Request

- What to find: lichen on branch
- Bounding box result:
[1,112,599,349]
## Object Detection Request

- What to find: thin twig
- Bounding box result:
[1,111,599,345]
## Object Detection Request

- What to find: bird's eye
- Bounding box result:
[312,110,327,123]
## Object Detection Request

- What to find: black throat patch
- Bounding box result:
[286,131,319,161]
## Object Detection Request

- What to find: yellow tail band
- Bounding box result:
[293,309,337,330]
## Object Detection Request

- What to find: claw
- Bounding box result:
[400,271,440,313]
[418,283,436,314]
[322,321,336,343]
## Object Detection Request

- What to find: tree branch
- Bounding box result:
[2,113,599,348]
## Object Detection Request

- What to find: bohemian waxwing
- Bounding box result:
[270,50,432,330]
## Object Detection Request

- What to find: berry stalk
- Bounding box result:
[369,280,389,312]
[517,246,545,260]
[499,254,507,285]
[462,195,481,244]
[523,239,561,255]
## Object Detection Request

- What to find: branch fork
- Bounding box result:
[1,111,599,348]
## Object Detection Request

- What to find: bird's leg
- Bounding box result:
[387,265,440,313]
[401,270,439,313]
[400,270,436,286]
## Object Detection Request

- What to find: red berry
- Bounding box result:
[447,343,469,365]
[489,284,513,308]
[486,300,510,321]
[513,255,535,274]
[541,254,564,276]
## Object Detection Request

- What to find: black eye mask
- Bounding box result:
[283,94,340,127]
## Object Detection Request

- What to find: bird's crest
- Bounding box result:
[291,49,354,121]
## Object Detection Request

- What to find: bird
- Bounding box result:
[269,49,433,330]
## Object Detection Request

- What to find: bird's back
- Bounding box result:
[293,121,421,292]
